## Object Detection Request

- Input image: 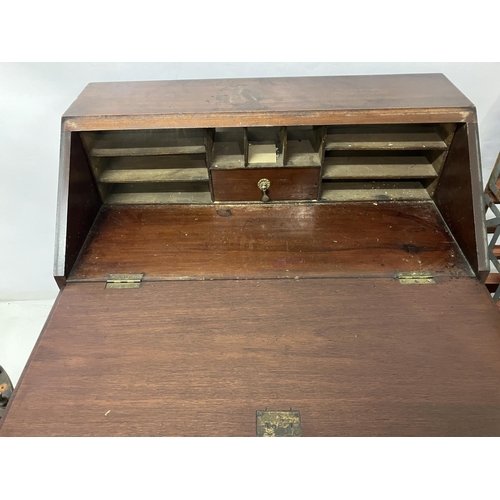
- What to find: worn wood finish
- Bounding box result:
[62,75,475,131]
[434,123,489,281]
[81,129,206,156]
[105,183,211,205]
[321,182,430,202]
[67,203,470,282]
[286,140,321,167]
[325,124,448,151]
[322,156,438,180]
[2,277,500,437]
[100,168,208,183]
[98,156,209,183]
[286,126,323,167]
[212,167,320,202]
[54,131,102,288]
[210,132,248,168]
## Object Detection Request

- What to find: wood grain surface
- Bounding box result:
[62,75,475,131]
[67,202,471,281]
[1,277,499,437]
[434,123,489,280]
[54,131,102,288]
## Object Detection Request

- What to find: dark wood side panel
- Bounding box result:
[68,203,470,281]
[2,278,500,437]
[467,122,489,280]
[434,123,488,281]
[53,131,102,288]
[212,167,320,202]
[61,75,474,131]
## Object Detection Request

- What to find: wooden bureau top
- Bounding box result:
[62,74,476,131]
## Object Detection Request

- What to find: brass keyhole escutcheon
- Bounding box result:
[258,178,271,202]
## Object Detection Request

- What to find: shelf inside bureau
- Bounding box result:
[320,124,454,201]
[320,181,431,202]
[105,183,212,204]
[78,123,454,204]
[97,156,209,183]
[324,124,448,151]
[82,129,206,156]
[322,153,438,180]
[81,130,211,204]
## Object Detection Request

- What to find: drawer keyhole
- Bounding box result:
[258,178,271,203]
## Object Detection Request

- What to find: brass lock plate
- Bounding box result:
[256,410,302,437]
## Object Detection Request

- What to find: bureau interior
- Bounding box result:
[58,121,480,285]
[80,123,455,204]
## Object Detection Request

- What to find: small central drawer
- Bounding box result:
[211,167,320,202]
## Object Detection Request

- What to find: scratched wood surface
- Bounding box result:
[62,74,474,131]
[1,277,500,437]
[68,202,471,281]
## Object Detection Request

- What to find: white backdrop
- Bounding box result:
[1,62,500,300]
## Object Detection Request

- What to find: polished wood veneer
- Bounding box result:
[2,278,500,437]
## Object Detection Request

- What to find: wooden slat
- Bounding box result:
[93,144,206,157]
[100,168,209,183]
[105,181,211,204]
[83,130,206,157]
[321,182,431,202]
[97,155,208,183]
[106,191,212,204]
[322,156,438,180]
[97,155,209,183]
[325,125,448,151]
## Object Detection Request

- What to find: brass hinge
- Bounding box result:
[397,271,435,285]
[106,274,144,289]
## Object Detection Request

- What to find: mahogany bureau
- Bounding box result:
[2,74,500,436]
